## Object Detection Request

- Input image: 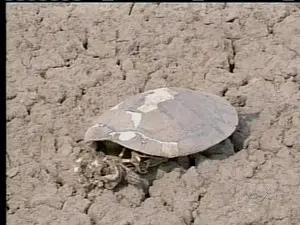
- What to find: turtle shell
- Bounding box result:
[84,87,238,158]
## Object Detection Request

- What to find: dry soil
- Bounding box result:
[6,3,300,225]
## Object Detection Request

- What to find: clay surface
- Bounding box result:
[7,3,300,225]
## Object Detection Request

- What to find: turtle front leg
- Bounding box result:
[119,163,149,188]
[120,151,149,174]
[118,147,127,158]
[121,151,167,174]
[131,151,168,173]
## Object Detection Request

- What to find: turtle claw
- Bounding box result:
[125,170,149,188]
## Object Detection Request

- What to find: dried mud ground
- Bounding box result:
[6,3,300,225]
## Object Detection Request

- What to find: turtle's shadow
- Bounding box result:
[230,112,259,152]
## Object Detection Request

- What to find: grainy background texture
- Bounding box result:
[6,3,300,225]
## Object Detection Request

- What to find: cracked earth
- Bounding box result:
[6,3,300,225]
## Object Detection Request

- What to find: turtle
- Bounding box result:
[75,87,238,189]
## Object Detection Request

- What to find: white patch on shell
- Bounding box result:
[126,111,142,129]
[76,158,83,163]
[109,130,179,157]
[74,166,79,173]
[110,131,136,141]
[110,102,123,110]
[136,131,179,158]
[161,142,179,158]
[138,88,176,113]
[91,123,104,128]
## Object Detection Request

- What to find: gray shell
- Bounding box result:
[84,87,238,158]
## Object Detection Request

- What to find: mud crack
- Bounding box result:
[227,38,236,73]
[139,71,156,93]
[128,3,135,16]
